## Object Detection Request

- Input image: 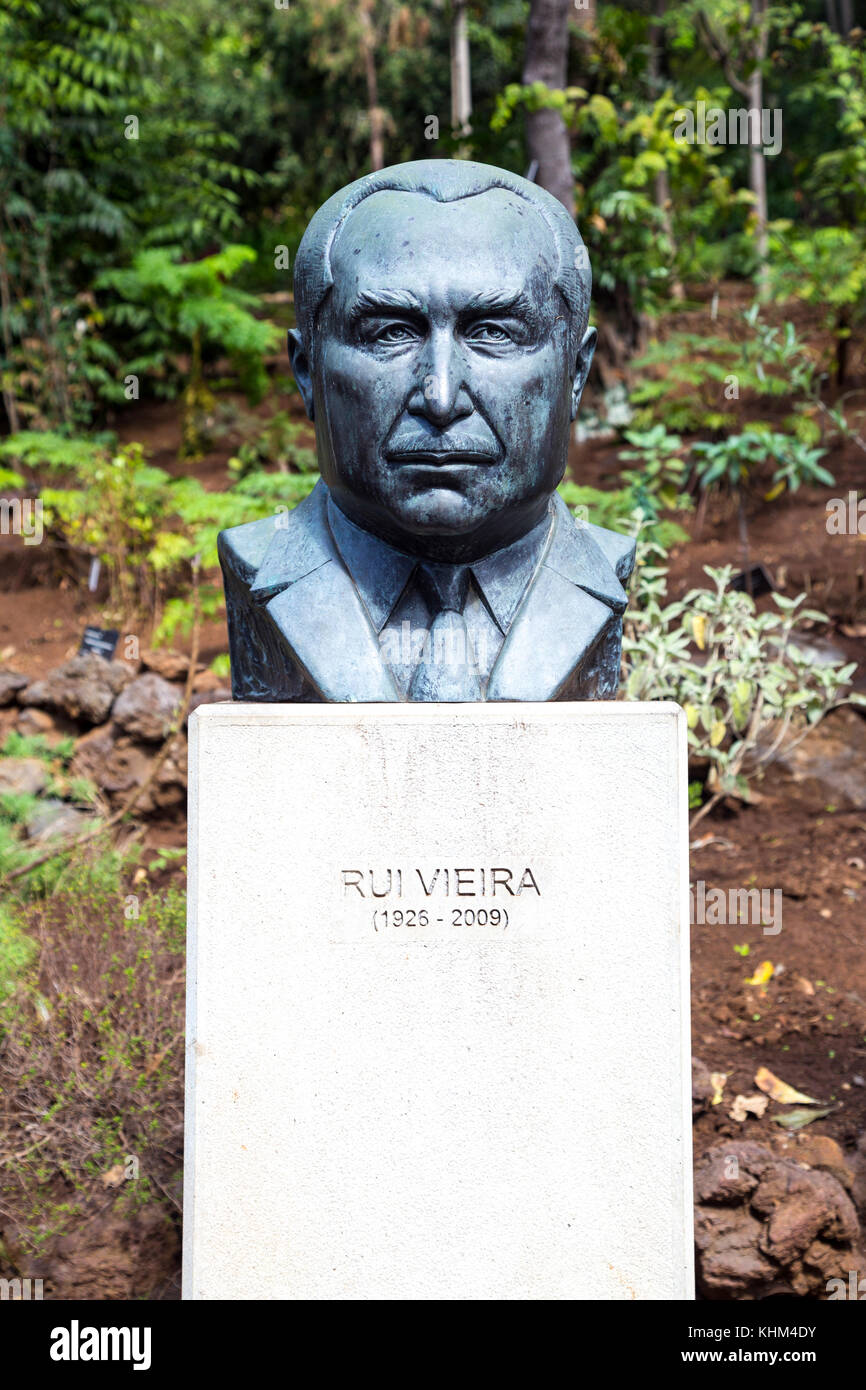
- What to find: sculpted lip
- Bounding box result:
[385,450,498,466]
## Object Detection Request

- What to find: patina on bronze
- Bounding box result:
[218,159,635,702]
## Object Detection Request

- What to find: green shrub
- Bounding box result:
[622,559,865,818]
[0,431,317,632]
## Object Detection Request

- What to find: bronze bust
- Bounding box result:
[219,159,634,702]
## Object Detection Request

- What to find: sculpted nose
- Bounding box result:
[408,330,473,427]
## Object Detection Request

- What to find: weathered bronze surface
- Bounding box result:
[219,159,635,702]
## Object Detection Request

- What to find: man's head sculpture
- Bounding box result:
[218,159,635,703]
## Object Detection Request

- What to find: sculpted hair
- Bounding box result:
[293,158,591,365]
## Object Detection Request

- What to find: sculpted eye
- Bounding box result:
[465,322,513,344]
[372,322,420,344]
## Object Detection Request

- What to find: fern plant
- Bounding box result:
[96,245,280,458]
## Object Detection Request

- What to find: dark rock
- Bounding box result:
[141,737,187,814]
[695,1141,767,1205]
[72,729,149,796]
[777,1134,855,1193]
[14,706,79,744]
[25,799,94,842]
[70,724,115,782]
[694,1205,778,1295]
[770,707,866,811]
[188,688,231,719]
[71,729,187,815]
[112,674,182,742]
[0,757,48,796]
[141,648,190,681]
[20,653,134,725]
[692,1056,715,1116]
[851,1133,866,1217]
[788,633,851,670]
[694,1141,862,1298]
[0,670,28,706]
[192,668,225,693]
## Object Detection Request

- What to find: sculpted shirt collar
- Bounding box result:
[326,491,553,634]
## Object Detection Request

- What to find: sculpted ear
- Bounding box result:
[570,326,597,421]
[288,329,315,421]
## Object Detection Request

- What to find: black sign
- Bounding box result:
[728,564,775,598]
[80,626,120,660]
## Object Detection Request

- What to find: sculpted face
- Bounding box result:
[290,187,595,562]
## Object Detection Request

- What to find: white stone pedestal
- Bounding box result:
[183,702,693,1300]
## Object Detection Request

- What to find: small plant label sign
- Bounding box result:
[79,626,120,661]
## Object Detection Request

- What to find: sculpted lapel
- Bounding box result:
[220,482,633,702]
[481,494,629,701]
[250,483,400,702]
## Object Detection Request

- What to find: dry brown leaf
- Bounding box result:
[755,1066,820,1105]
[101,1164,126,1189]
[710,1072,728,1106]
[730,1093,770,1122]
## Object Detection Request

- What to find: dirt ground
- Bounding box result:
[1,294,865,1298]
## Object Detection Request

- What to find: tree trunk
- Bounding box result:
[0,232,21,434]
[648,0,683,299]
[748,69,769,294]
[450,0,472,137]
[839,0,853,34]
[34,237,70,427]
[749,0,769,297]
[359,0,385,171]
[522,0,574,215]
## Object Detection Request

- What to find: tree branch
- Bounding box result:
[697,10,751,97]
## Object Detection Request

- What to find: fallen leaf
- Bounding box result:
[793,975,815,996]
[101,1164,126,1189]
[772,1107,834,1131]
[744,960,774,987]
[710,1071,728,1106]
[755,1066,820,1105]
[730,1093,770,1122]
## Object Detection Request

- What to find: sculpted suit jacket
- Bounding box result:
[217,479,636,702]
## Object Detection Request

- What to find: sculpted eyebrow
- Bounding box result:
[347,288,426,320]
[460,288,542,328]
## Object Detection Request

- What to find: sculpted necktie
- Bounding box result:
[408,562,483,702]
